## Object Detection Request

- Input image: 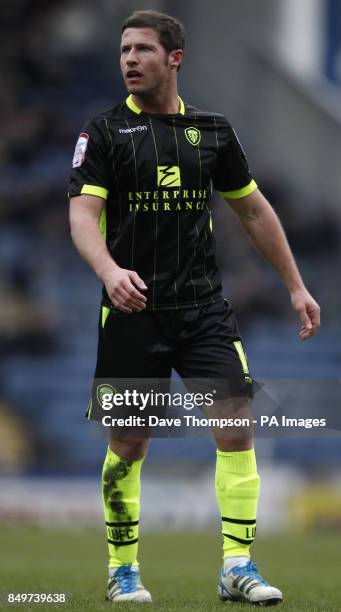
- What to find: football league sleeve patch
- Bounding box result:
[68,118,110,200]
[72,132,89,168]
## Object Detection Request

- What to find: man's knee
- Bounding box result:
[108,432,149,461]
[205,396,253,452]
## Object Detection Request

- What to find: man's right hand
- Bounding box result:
[103,266,147,313]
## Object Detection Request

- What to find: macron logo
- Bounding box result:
[119,126,148,134]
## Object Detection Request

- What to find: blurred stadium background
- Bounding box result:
[1,0,341,545]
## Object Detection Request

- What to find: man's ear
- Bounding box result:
[169,49,184,70]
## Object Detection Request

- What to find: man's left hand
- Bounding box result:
[290,288,321,340]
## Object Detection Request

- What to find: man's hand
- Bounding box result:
[103,265,147,313]
[290,288,321,340]
[69,195,148,313]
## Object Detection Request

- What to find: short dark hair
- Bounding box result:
[122,10,186,53]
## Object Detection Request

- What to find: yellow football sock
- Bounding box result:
[102,447,144,568]
[215,448,260,559]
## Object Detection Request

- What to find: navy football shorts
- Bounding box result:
[87,298,253,422]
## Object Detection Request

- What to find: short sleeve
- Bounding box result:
[68,118,111,200]
[213,121,257,199]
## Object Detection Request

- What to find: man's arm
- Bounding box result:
[225,188,320,340]
[69,195,147,313]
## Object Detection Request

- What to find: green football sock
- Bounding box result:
[215,448,260,559]
[102,447,144,568]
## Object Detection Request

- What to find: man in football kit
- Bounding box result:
[69,11,320,605]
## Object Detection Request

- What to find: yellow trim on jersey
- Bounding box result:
[126,95,143,114]
[99,207,107,240]
[220,179,257,200]
[81,184,109,200]
[178,97,185,115]
[126,95,185,115]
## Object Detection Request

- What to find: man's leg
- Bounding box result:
[92,306,173,602]
[102,433,152,603]
[175,299,283,604]
[207,398,258,563]
[206,398,282,605]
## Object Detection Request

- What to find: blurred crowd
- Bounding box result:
[0,0,125,357]
[0,1,340,473]
[1,1,340,353]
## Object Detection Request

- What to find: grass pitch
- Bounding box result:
[0,526,340,611]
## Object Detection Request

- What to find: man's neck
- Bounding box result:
[130,91,180,115]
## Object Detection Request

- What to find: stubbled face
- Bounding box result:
[120,27,174,97]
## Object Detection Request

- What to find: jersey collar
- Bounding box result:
[126,94,185,115]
